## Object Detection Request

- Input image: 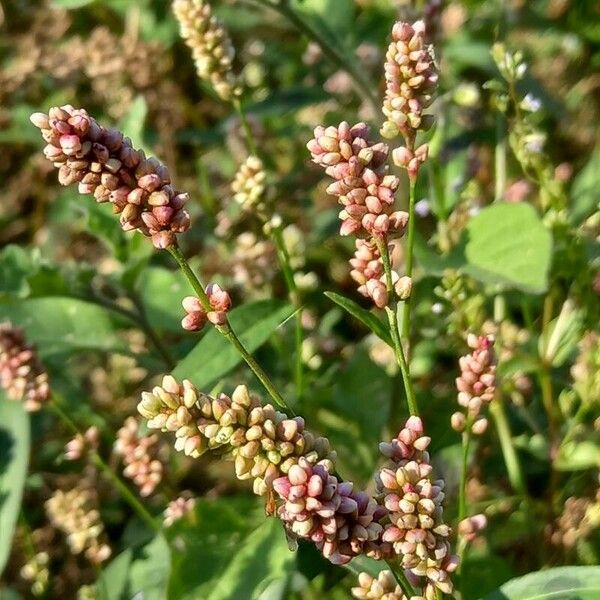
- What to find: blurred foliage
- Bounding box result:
[1,0,599,598]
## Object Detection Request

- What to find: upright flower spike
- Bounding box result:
[114,417,164,497]
[232,155,267,209]
[307,121,408,238]
[0,323,50,412]
[451,334,497,435]
[30,106,190,249]
[377,417,458,598]
[381,21,438,146]
[173,0,242,101]
[349,239,388,308]
[307,122,409,307]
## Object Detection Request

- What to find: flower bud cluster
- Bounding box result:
[351,570,408,600]
[377,417,458,598]
[551,496,599,549]
[45,483,111,564]
[273,458,387,565]
[232,156,266,209]
[349,240,412,308]
[181,284,232,331]
[64,426,99,461]
[381,21,438,147]
[137,376,335,496]
[0,323,50,412]
[20,552,50,597]
[451,334,496,435]
[30,105,190,249]
[232,232,276,292]
[350,239,387,308]
[114,417,163,497]
[164,493,197,527]
[458,513,487,543]
[491,43,527,83]
[307,121,408,238]
[173,0,241,101]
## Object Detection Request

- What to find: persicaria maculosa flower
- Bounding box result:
[0,323,50,412]
[377,416,458,597]
[114,416,164,497]
[451,334,497,435]
[30,105,190,249]
[173,0,242,101]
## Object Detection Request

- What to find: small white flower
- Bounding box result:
[520,93,541,113]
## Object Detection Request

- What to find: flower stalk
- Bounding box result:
[49,401,159,532]
[167,243,292,412]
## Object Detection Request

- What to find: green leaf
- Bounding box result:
[137,267,189,333]
[173,300,294,389]
[51,0,95,7]
[0,297,126,356]
[0,246,32,298]
[316,347,391,483]
[293,0,354,43]
[208,519,294,600]
[462,203,552,293]
[168,497,294,600]
[555,435,600,471]
[571,149,600,223]
[444,35,495,74]
[99,534,171,600]
[97,548,132,600]
[324,291,392,346]
[0,396,30,576]
[460,551,514,600]
[485,566,600,600]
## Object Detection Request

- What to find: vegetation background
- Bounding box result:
[0,0,599,599]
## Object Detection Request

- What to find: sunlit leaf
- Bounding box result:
[462,203,552,293]
[324,291,392,345]
[0,396,30,576]
[485,566,600,599]
[0,297,126,356]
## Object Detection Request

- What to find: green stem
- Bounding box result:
[197,156,217,216]
[386,560,416,596]
[270,225,305,400]
[489,398,527,499]
[376,237,419,416]
[49,401,159,532]
[91,453,158,532]
[250,0,379,116]
[458,428,472,522]
[167,244,292,412]
[233,98,259,156]
[400,180,417,344]
[87,293,175,370]
[494,113,507,202]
